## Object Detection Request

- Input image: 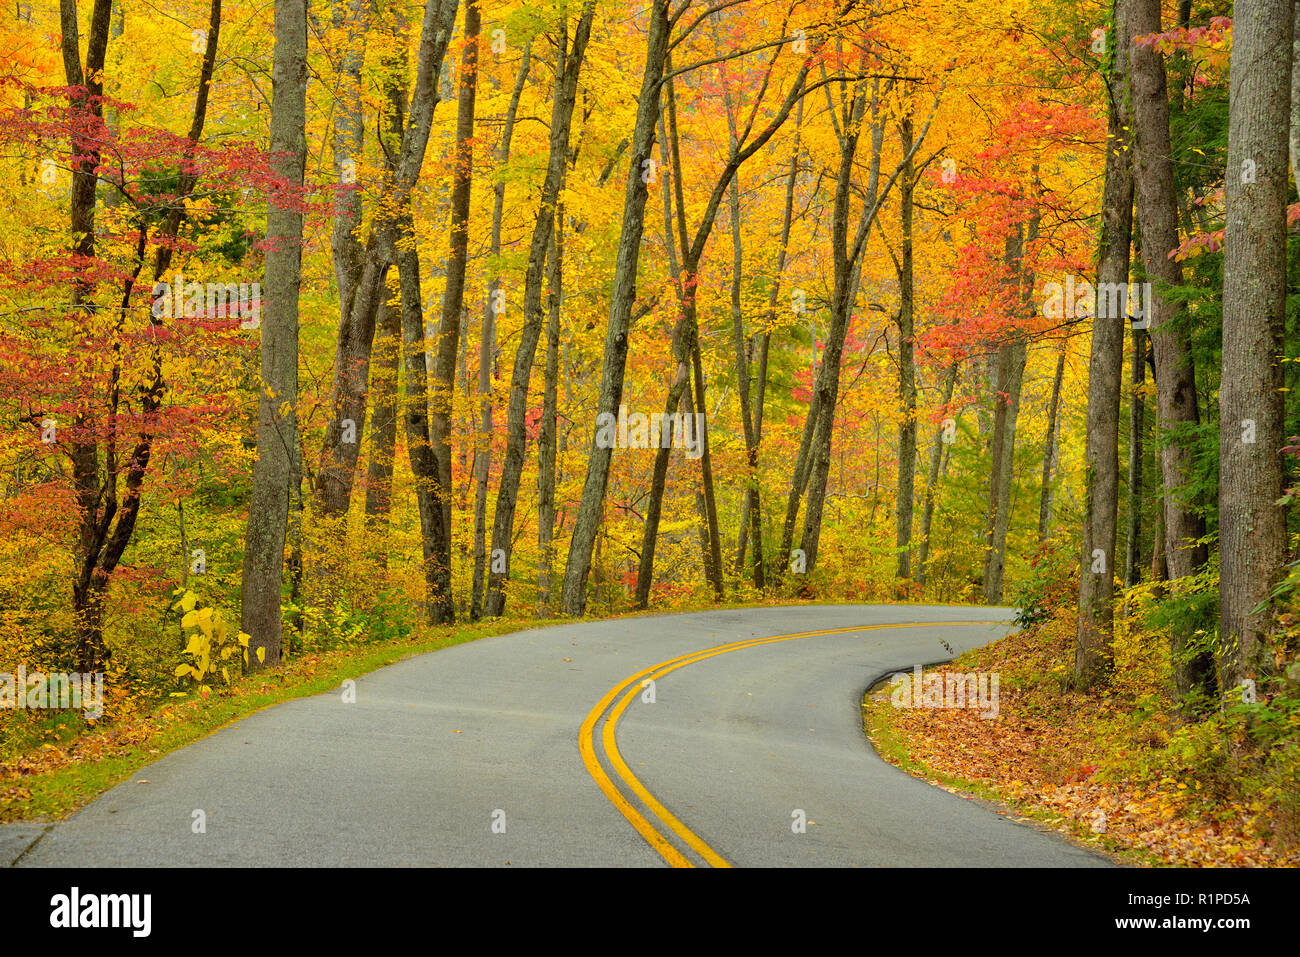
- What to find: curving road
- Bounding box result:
[10,605,1109,867]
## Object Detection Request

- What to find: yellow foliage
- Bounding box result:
[171,589,249,691]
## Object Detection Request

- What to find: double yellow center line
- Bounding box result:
[579,620,1003,868]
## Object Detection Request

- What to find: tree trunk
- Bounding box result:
[1219,0,1292,692]
[329,0,367,325]
[314,0,458,525]
[1124,327,1146,587]
[305,0,368,608]
[736,102,799,578]
[724,89,764,590]
[537,212,563,617]
[396,218,444,622]
[471,40,531,620]
[690,330,724,599]
[1128,0,1214,698]
[61,0,115,671]
[426,0,480,624]
[918,361,958,588]
[795,78,878,581]
[1291,0,1300,180]
[789,76,940,581]
[363,296,402,564]
[982,215,1036,606]
[240,0,305,671]
[1037,340,1067,541]
[633,45,813,605]
[559,0,674,615]
[981,333,1028,605]
[634,108,693,609]
[895,116,917,581]
[484,4,594,618]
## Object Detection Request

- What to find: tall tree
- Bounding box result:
[980,222,1032,605]
[917,360,958,588]
[427,0,481,624]
[363,298,402,553]
[1127,0,1214,698]
[58,0,222,671]
[328,0,367,339]
[484,2,596,618]
[784,71,881,582]
[59,0,122,670]
[736,100,802,580]
[1219,0,1292,692]
[559,0,672,616]
[536,210,564,616]
[1123,328,1147,587]
[241,0,305,670]
[895,114,917,581]
[471,39,532,620]
[781,68,941,582]
[313,0,459,527]
[635,38,813,608]
[1037,340,1067,541]
[1072,0,1133,686]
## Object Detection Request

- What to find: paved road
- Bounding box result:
[10,605,1109,867]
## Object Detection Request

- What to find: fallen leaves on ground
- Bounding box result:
[864,618,1300,867]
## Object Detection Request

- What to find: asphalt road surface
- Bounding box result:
[10,605,1110,867]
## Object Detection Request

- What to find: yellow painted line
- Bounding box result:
[579,688,694,867]
[581,620,1007,868]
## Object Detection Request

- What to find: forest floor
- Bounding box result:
[863,614,1300,867]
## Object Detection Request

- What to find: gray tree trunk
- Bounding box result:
[471,41,532,620]
[363,297,402,555]
[1219,0,1292,692]
[795,77,878,580]
[363,11,409,545]
[726,160,766,589]
[791,76,940,580]
[1037,341,1067,541]
[895,116,917,580]
[1128,0,1214,698]
[1124,328,1146,588]
[241,0,306,670]
[314,0,458,523]
[537,213,563,617]
[982,215,1036,606]
[426,0,481,624]
[1291,0,1300,180]
[634,109,693,609]
[634,48,813,606]
[981,330,1028,604]
[559,0,673,615]
[918,361,958,588]
[736,101,800,577]
[329,0,367,322]
[484,3,595,618]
